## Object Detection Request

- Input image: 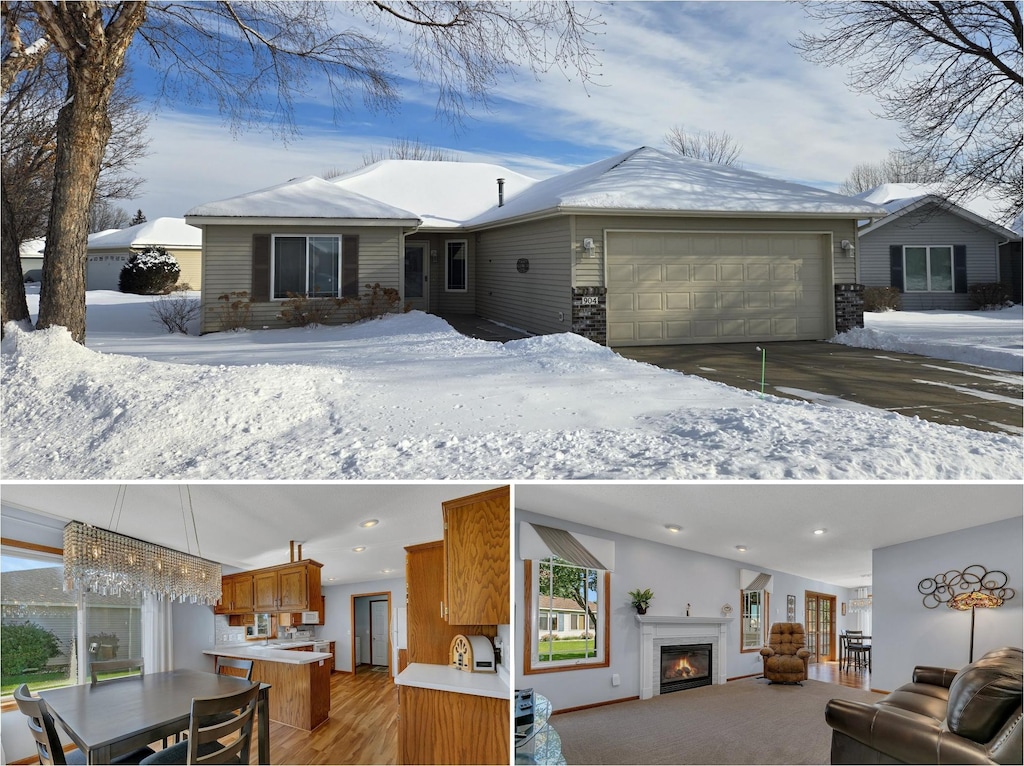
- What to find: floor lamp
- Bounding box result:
[948,591,1004,663]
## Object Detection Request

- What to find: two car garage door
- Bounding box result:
[606,231,831,347]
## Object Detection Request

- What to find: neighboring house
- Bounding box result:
[537,595,595,638]
[855,184,1021,310]
[1000,213,1023,304]
[186,147,886,343]
[19,238,45,282]
[86,217,203,291]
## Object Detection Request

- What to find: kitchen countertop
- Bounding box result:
[396,662,510,700]
[205,643,333,665]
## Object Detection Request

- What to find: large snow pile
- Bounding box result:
[2,298,1019,480]
[834,306,1023,372]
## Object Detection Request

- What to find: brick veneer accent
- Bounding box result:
[571,287,607,344]
[834,283,865,334]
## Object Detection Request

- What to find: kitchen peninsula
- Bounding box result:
[204,643,333,731]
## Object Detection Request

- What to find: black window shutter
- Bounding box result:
[252,234,271,301]
[953,245,967,293]
[889,245,904,292]
[342,235,360,298]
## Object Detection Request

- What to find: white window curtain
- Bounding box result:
[141,595,174,673]
[518,522,615,571]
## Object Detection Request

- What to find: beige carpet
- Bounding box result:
[553,678,883,765]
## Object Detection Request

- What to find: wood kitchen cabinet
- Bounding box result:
[404,542,494,666]
[443,486,510,625]
[218,560,322,615]
[399,686,508,765]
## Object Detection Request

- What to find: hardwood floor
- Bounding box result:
[262,668,398,765]
[807,660,872,691]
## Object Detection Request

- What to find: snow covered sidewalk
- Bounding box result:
[2,300,1020,480]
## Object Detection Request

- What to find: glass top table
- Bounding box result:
[515,692,566,765]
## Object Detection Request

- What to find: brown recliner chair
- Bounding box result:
[825,647,1023,764]
[760,622,811,684]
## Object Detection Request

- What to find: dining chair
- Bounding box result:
[14,684,154,765]
[140,682,260,765]
[91,657,145,685]
[844,631,871,672]
[215,656,254,681]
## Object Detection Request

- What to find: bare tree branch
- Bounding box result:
[665,126,742,166]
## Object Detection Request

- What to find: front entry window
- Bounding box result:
[446,241,467,292]
[904,246,953,292]
[273,235,341,299]
[405,244,425,299]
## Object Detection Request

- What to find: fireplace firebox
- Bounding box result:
[660,643,712,694]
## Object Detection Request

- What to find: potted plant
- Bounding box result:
[628,588,654,615]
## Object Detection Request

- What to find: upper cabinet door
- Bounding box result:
[443,486,510,625]
[253,570,279,611]
[278,564,310,612]
[232,574,254,612]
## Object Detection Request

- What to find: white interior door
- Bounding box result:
[370,599,388,666]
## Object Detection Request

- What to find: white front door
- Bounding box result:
[371,599,389,666]
[404,241,429,311]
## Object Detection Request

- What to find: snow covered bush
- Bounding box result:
[967,282,1013,310]
[119,246,181,295]
[152,288,200,334]
[863,286,901,312]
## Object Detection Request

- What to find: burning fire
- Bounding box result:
[665,656,702,679]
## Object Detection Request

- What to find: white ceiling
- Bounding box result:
[514,483,1022,588]
[0,483,504,585]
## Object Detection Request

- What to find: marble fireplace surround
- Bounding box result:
[635,615,733,700]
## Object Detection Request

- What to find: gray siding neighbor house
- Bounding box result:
[856,185,1021,310]
[186,147,886,344]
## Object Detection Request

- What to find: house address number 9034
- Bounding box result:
[580,296,599,306]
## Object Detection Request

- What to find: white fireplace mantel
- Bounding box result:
[635,615,734,700]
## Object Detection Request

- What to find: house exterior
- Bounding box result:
[537,595,594,639]
[19,238,45,281]
[855,184,1021,310]
[86,217,203,291]
[186,147,886,343]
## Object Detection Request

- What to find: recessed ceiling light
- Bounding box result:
[664,524,682,533]
[381,568,393,574]
[328,577,336,582]
[360,519,379,528]
[813,528,827,535]
[352,546,366,553]
[735,545,748,552]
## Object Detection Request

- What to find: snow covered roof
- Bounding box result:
[185,176,420,225]
[88,218,203,250]
[467,147,887,225]
[857,184,1020,240]
[19,237,45,257]
[330,160,537,229]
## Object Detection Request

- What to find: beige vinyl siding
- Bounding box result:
[859,204,1001,310]
[200,224,402,333]
[571,216,858,285]
[475,217,573,335]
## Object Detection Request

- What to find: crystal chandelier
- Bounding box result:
[62,487,221,604]
[849,587,872,612]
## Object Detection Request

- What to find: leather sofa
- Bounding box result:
[825,647,1022,764]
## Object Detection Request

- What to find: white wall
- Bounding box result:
[173,601,216,672]
[515,510,857,712]
[322,577,405,675]
[872,516,1023,692]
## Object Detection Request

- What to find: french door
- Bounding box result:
[805,591,836,663]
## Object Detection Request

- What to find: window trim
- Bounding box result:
[523,558,611,675]
[270,233,342,300]
[903,244,954,293]
[445,239,468,292]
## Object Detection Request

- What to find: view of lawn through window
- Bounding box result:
[536,556,601,663]
[1,547,142,695]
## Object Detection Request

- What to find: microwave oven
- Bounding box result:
[300,611,320,624]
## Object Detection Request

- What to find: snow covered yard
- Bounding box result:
[2,289,1020,480]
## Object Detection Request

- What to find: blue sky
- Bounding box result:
[124,1,903,220]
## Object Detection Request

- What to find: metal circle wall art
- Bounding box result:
[917,564,1015,609]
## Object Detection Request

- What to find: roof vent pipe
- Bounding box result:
[497,178,505,207]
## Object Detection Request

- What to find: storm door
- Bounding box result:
[804,591,836,663]
[404,241,429,311]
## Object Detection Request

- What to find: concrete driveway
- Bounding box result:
[616,341,1023,435]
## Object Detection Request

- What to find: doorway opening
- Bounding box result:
[350,592,392,676]
[804,591,836,664]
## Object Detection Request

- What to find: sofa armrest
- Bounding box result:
[759,647,774,658]
[913,665,959,688]
[797,649,810,659]
[825,698,993,765]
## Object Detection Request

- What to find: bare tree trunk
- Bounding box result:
[1,182,30,334]
[33,0,146,343]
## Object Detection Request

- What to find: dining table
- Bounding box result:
[38,669,271,765]
[838,633,872,670]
